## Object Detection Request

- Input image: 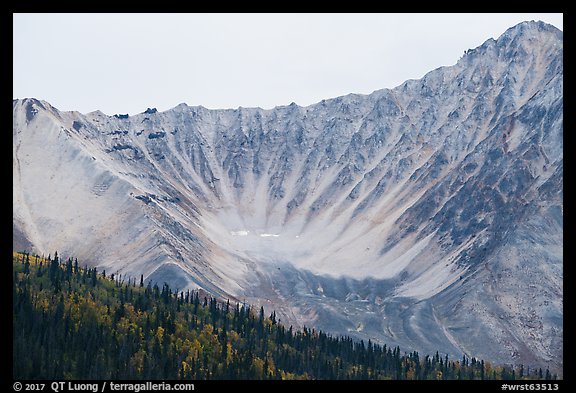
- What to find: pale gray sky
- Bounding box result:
[13,13,563,115]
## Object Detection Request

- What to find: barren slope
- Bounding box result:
[13,21,563,372]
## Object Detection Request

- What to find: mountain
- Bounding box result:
[13,21,563,373]
[14,252,413,380]
[14,251,556,380]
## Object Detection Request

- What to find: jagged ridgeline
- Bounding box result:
[13,252,557,380]
[13,21,562,374]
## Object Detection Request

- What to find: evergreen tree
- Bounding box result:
[12,252,556,381]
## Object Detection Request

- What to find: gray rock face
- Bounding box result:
[13,21,562,373]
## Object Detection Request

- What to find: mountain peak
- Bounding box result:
[455,19,562,72]
[495,20,562,48]
[503,20,562,36]
[13,97,45,108]
[13,22,563,374]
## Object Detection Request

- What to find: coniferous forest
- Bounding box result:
[13,252,557,380]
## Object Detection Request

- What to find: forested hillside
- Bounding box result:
[12,252,556,380]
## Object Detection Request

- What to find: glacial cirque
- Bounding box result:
[13,21,563,372]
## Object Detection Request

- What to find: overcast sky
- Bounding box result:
[13,13,563,115]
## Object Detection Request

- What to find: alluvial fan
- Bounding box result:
[13,21,562,373]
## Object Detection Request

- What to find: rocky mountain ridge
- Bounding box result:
[13,21,563,372]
